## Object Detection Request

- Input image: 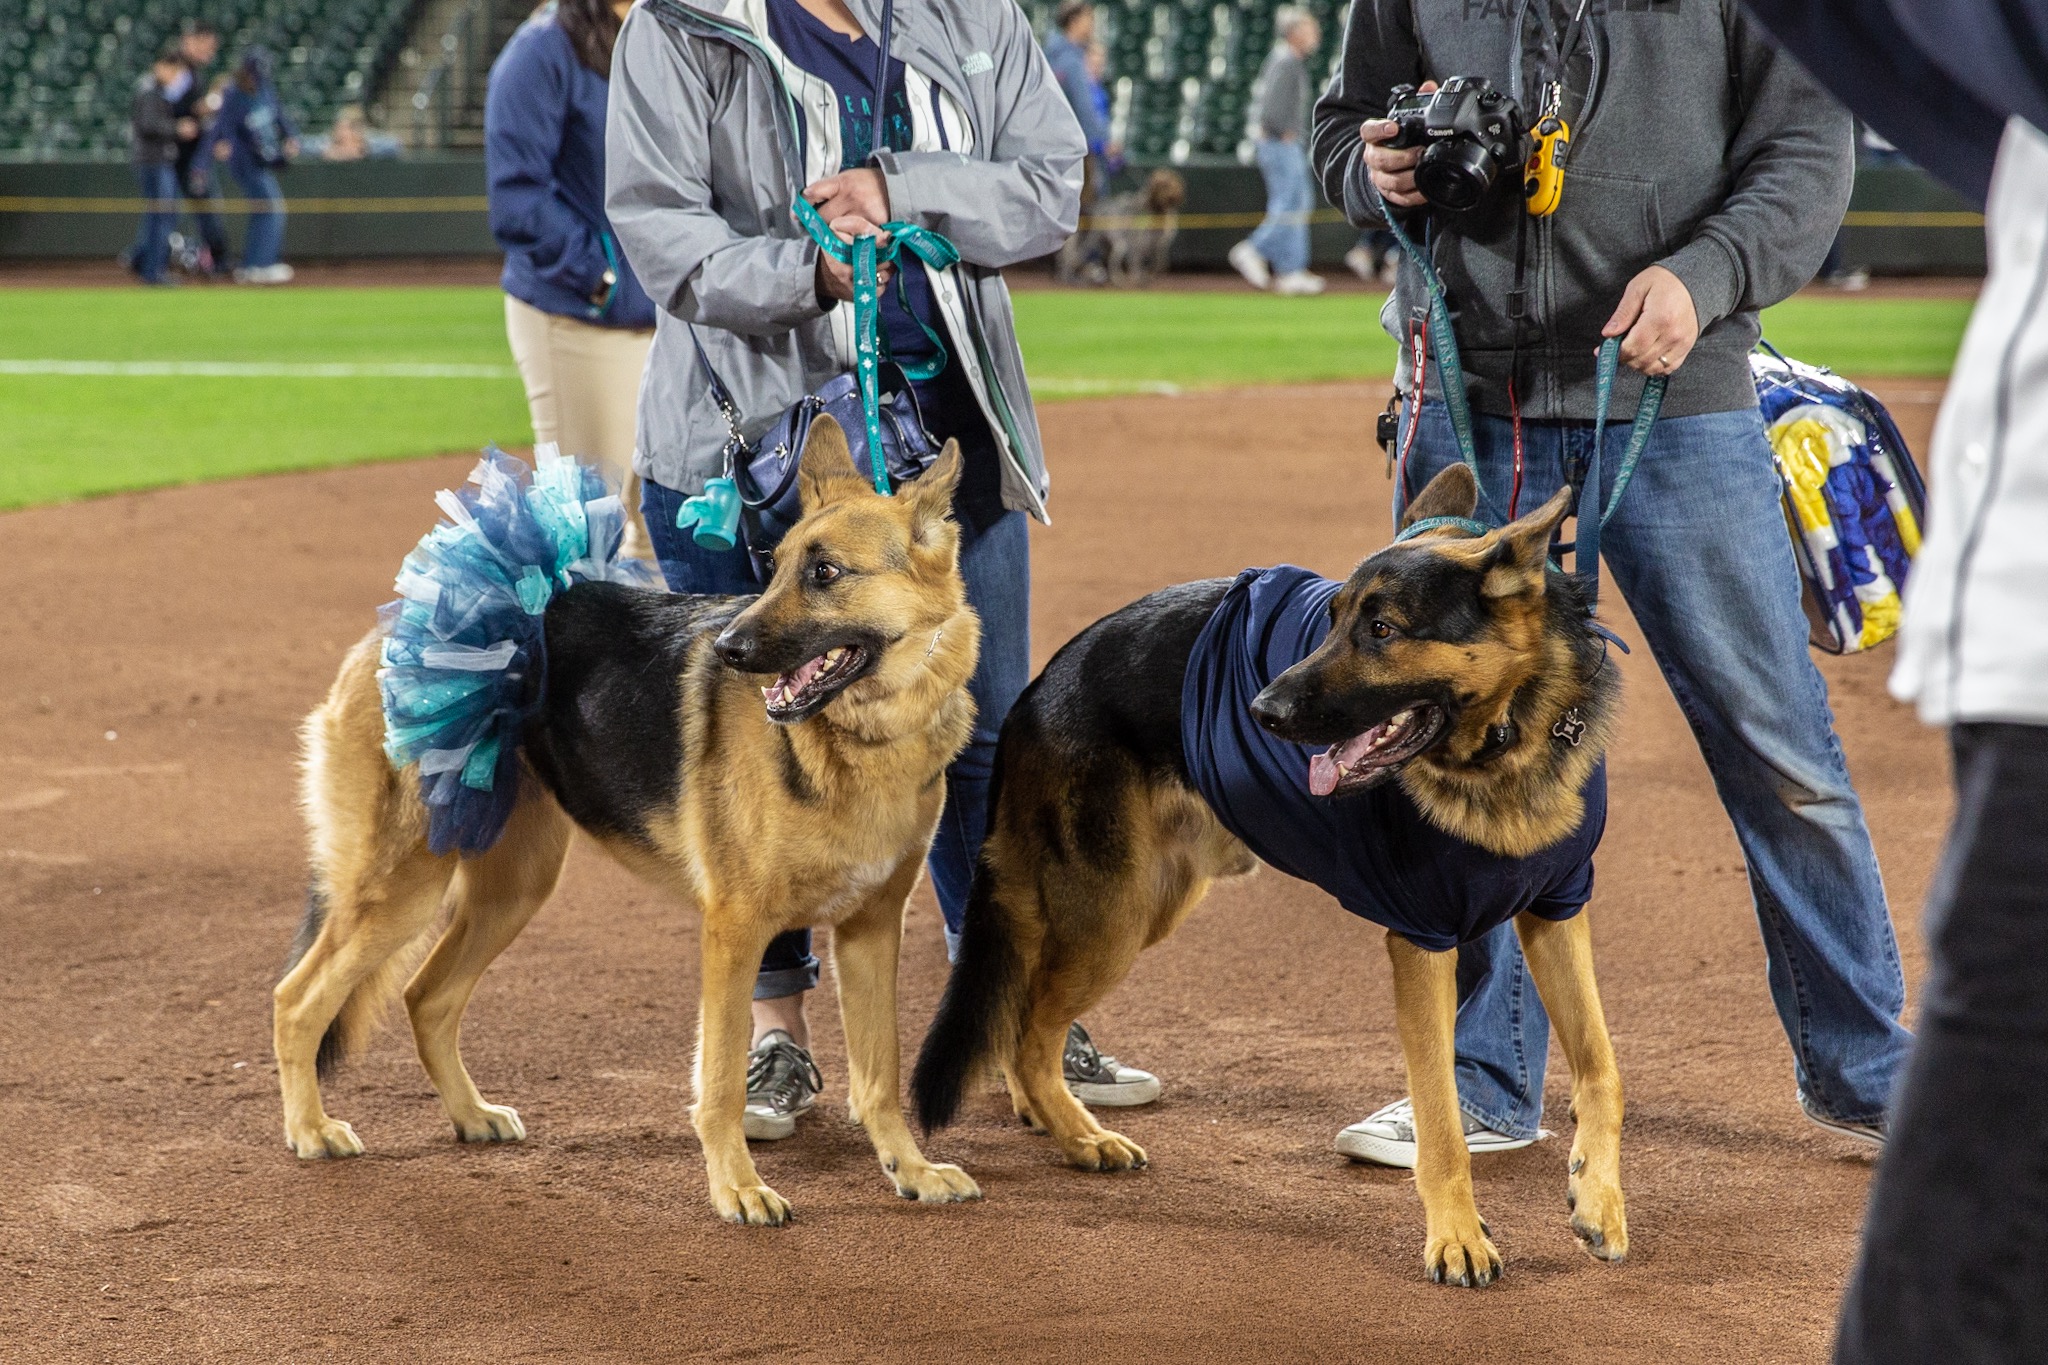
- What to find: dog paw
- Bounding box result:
[286,1117,364,1160]
[1424,1222,1502,1288]
[1062,1130,1148,1173]
[452,1103,526,1145]
[711,1181,792,1227]
[889,1160,982,1205]
[1566,1176,1628,1262]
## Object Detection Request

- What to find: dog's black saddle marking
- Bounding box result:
[524,581,749,845]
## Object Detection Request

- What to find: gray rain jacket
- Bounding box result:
[1311,0,1851,421]
[605,0,1084,520]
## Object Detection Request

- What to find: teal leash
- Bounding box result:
[1368,182,1665,601]
[791,194,960,495]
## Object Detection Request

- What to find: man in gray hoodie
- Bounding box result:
[1310,0,1908,1167]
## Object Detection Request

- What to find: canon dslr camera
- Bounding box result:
[1382,77,1526,212]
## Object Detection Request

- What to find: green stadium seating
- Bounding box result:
[0,0,421,158]
[1023,0,1345,164]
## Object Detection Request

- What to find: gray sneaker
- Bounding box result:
[1063,1021,1160,1107]
[1335,1097,1550,1170]
[1799,1090,1886,1147]
[744,1030,821,1141]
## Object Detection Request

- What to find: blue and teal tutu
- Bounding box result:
[377,445,655,856]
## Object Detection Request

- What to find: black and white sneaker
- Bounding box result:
[1063,1021,1160,1107]
[1335,1097,1549,1170]
[744,1029,822,1141]
[1798,1090,1886,1147]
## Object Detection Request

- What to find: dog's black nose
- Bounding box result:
[714,628,757,670]
[1249,690,1294,733]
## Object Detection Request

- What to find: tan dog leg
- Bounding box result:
[1386,932,1501,1287]
[274,853,452,1158]
[1515,911,1628,1262]
[832,859,980,1205]
[1011,978,1148,1173]
[404,796,573,1145]
[695,913,790,1226]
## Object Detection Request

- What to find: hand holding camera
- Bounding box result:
[1357,80,1437,209]
[1362,77,1526,213]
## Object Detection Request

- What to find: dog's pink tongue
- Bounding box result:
[774,655,826,694]
[1309,750,1341,797]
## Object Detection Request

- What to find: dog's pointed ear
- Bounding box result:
[797,414,868,514]
[904,440,963,548]
[1482,483,1574,598]
[1399,464,1480,532]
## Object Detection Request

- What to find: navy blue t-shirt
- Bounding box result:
[766,0,942,373]
[1181,566,1604,952]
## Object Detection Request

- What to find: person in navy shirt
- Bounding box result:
[205,48,297,283]
[487,0,658,557]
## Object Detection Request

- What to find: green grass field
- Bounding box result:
[0,285,1971,510]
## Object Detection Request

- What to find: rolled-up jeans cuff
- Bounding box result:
[753,958,819,1001]
[1460,1097,1542,1143]
[943,924,963,964]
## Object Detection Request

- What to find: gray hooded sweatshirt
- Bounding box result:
[1311,0,1851,421]
[605,0,1085,519]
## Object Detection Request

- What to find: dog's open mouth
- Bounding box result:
[761,645,870,721]
[1307,704,1447,796]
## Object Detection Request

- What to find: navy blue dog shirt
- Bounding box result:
[1181,566,1605,952]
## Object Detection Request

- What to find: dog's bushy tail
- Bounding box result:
[912,851,1037,1132]
[283,880,431,1081]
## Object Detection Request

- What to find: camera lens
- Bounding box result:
[1417,140,1499,212]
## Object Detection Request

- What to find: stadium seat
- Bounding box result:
[3,0,419,156]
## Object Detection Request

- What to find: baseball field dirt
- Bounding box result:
[0,379,1948,1362]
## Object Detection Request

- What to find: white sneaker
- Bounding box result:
[1228,240,1272,291]
[1343,245,1377,282]
[1063,1021,1160,1107]
[1798,1090,1886,1147]
[1273,270,1326,296]
[236,263,294,285]
[743,1030,821,1141]
[1335,1096,1549,1170]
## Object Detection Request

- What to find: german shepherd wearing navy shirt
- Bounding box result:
[913,465,1629,1288]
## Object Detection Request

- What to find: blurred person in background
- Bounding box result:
[486,0,657,560]
[1230,8,1324,296]
[1044,1,1118,210]
[206,48,298,284]
[129,43,190,287]
[318,105,370,161]
[1733,2,2048,1360]
[171,22,232,277]
[608,0,1159,1142]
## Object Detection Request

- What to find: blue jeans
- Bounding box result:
[1248,138,1312,276]
[131,164,178,283]
[642,472,1031,1001]
[232,166,285,269]
[1400,400,1911,1137]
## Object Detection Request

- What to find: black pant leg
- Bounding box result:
[1836,723,2048,1365]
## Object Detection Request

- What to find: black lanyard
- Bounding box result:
[1508,0,1599,126]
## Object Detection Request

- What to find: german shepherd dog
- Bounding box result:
[275,421,984,1224]
[913,465,1627,1285]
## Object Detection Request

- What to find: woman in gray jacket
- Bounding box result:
[605,0,1158,1139]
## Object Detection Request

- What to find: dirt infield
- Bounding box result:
[0,381,1947,1363]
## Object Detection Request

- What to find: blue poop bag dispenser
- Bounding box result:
[677,476,741,552]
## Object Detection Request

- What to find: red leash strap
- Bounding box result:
[1394,317,1429,509]
[1507,377,1525,519]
